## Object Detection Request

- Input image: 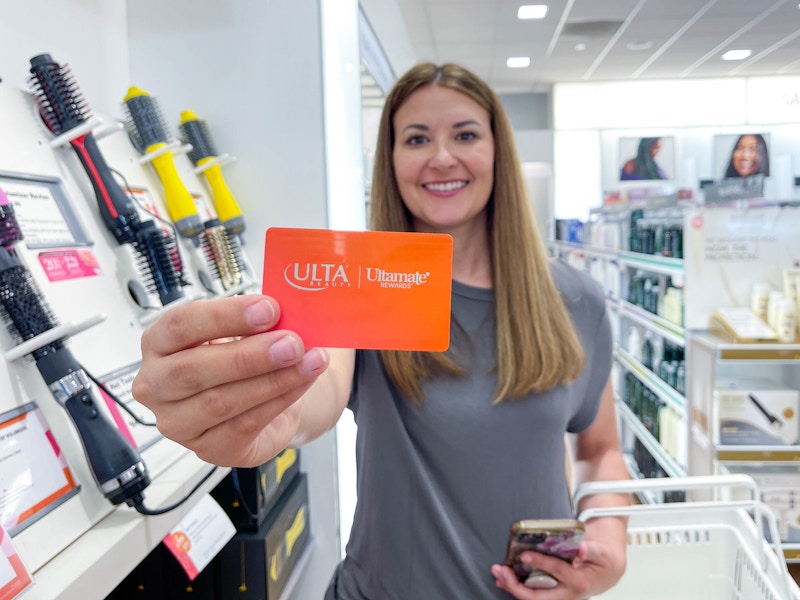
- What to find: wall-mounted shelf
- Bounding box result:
[615,347,686,415]
[617,399,686,478]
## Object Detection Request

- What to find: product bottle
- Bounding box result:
[767,291,786,332]
[641,334,653,370]
[750,282,771,322]
[776,298,797,343]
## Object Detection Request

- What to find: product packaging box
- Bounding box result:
[733,468,800,542]
[215,473,310,600]
[105,543,165,600]
[211,447,300,531]
[715,379,799,446]
[162,544,216,599]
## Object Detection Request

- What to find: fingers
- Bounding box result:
[187,383,308,467]
[150,340,328,443]
[140,295,281,357]
[131,294,332,467]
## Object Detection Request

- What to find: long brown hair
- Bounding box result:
[371,62,584,403]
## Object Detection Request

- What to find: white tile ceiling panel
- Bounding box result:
[381,0,800,91]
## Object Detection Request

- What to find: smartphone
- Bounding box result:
[504,519,584,589]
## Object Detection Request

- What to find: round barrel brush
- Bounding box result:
[122,87,204,239]
[27,54,184,307]
[179,110,246,236]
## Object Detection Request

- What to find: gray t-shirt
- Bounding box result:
[327,260,612,599]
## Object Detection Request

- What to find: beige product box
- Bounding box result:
[736,469,800,542]
[715,379,799,446]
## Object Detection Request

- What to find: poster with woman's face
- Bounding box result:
[714,133,770,179]
[618,136,674,182]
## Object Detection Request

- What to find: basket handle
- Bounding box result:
[577,498,794,600]
[573,473,760,506]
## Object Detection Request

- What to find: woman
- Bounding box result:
[724,133,770,178]
[620,137,668,181]
[132,62,629,599]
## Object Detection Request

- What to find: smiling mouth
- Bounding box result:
[423,181,467,192]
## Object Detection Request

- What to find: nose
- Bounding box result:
[429,141,457,169]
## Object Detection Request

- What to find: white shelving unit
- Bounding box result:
[551,238,688,489]
[688,333,800,563]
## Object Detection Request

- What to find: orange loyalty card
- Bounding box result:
[263,227,453,351]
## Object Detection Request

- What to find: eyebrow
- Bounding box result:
[400,119,483,134]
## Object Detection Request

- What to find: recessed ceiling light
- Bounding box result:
[626,40,653,51]
[722,49,752,61]
[574,43,587,51]
[517,5,548,19]
[507,56,531,68]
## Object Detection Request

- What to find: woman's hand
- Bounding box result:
[131,294,329,467]
[491,518,627,599]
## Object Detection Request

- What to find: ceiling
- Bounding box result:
[361,0,800,100]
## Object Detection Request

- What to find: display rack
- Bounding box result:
[688,333,800,563]
[550,237,688,491]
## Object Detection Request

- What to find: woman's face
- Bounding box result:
[392,84,495,236]
[650,140,661,157]
[732,135,761,177]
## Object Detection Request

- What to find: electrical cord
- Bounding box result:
[131,465,219,515]
[81,364,157,427]
[81,362,218,515]
[230,467,260,520]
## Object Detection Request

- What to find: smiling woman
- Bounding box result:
[723,133,770,178]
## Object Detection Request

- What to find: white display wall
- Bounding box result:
[553,76,800,219]
[0,0,367,597]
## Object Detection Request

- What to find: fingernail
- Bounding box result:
[297,348,328,375]
[269,336,301,364]
[245,300,276,327]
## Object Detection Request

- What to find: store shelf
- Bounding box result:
[19,439,228,600]
[784,545,800,563]
[616,250,684,280]
[621,454,659,504]
[716,446,800,464]
[549,240,618,259]
[616,399,686,479]
[617,298,686,347]
[615,347,686,415]
[693,333,800,362]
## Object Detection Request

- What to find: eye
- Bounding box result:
[405,134,428,146]
[456,131,478,142]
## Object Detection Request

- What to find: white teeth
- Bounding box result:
[424,181,467,192]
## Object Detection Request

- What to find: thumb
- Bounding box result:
[571,539,606,568]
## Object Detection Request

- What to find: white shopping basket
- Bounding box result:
[575,475,800,600]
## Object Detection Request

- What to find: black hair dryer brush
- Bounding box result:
[0,246,150,506]
[27,53,184,307]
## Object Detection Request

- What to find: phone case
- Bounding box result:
[504,519,585,586]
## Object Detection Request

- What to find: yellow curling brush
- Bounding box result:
[122,86,204,238]
[179,110,245,235]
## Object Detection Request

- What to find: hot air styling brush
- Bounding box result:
[178,110,245,235]
[27,54,185,308]
[0,187,22,247]
[0,245,150,506]
[178,111,247,290]
[123,91,247,293]
[122,87,204,239]
[198,218,244,291]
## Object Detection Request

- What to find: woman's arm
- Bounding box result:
[492,379,630,598]
[131,294,354,467]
